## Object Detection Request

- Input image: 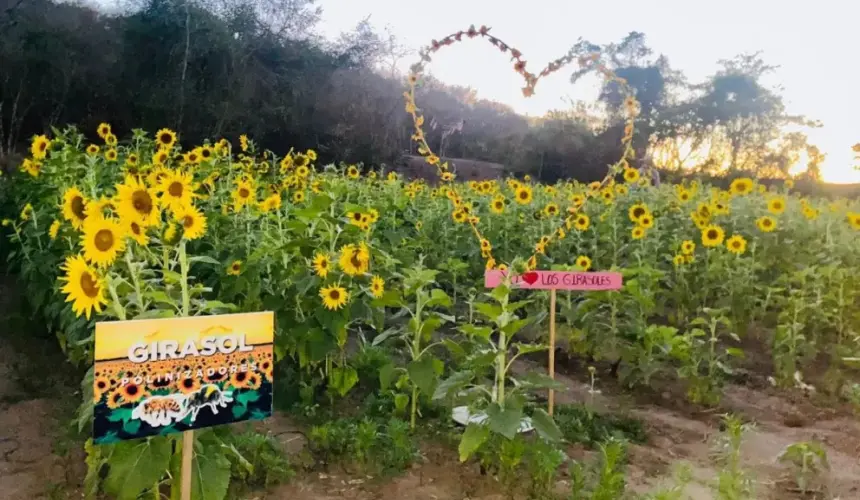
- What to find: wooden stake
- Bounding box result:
[548,289,557,416]
[181,430,194,500]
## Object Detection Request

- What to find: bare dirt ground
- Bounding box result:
[1,277,859,499]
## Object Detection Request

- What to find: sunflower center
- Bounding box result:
[329,290,341,300]
[764,219,773,227]
[236,372,248,382]
[132,190,153,213]
[131,222,141,235]
[126,384,139,396]
[71,196,86,219]
[239,188,250,198]
[96,380,107,389]
[320,260,328,268]
[159,133,172,144]
[232,264,240,271]
[633,207,645,218]
[94,229,115,252]
[352,213,362,221]
[182,216,194,229]
[518,191,527,199]
[350,251,362,268]
[201,149,211,158]
[168,181,184,197]
[707,229,718,239]
[182,378,194,388]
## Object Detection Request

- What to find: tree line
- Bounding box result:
[0,0,824,182]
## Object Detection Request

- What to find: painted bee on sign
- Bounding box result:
[130,384,234,427]
[184,384,234,423]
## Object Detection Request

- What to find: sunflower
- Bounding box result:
[105,133,118,147]
[229,371,250,389]
[725,234,747,255]
[785,178,795,189]
[115,175,161,227]
[239,134,249,152]
[480,238,492,252]
[570,194,585,207]
[767,197,786,215]
[292,190,306,203]
[246,373,262,390]
[97,123,112,139]
[571,214,590,231]
[846,212,860,230]
[177,377,201,395]
[514,185,533,205]
[49,220,61,240]
[575,255,592,271]
[20,203,32,221]
[126,154,139,168]
[681,240,695,255]
[729,178,753,196]
[155,128,177,150]
[94,376,111,400]
[86,144,100,156]
[59,255,108,319]
[259,193,282,213]
[320,285,349,310]
[31,135,50,160]
[126,219,149,246]
[175,205,207,240]
[20,158,41,177]
[601,189,615,203]
[526,255,537,270]
[106,390,125,409]
[62,187,89,229]
[623,203,645,224]
[440,171,454,182]
[295,165,310,178]
[338,242,370,276]
[677,189,691,203]
[615,184,629,195]
[85,197,115,220]
[756,215,777,232]
[802,206,820,220]
[543,203,559,217]
[631,226,646,239]
[452,209,467,224]
[312,253,330,278]
[199,145,213,162]
[155,169,194,214]
[81,216,126,267]
[489,197,505,214]
[701,224,725,247]
[227,260,242,276]
[623,167,640,183]
[152,149,169,166]
[672,254,685,267]
[370,275,385,298]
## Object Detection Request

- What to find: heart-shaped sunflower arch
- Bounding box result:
[403,25,646,270]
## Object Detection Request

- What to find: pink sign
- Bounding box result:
[484,270,623,291]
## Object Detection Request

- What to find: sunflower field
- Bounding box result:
[3,28,860,500]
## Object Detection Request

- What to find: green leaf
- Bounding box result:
[201,300,238,312]
[379,363,396,390]
[192,444,232,500]
[134,309,176,320]
[104,437,171,500]
[531,409,563,442]
[502,317,532,336]
[420,315,443,340]
[515,372,567,390]
[442,339,466,360]
[235,390,261,406]
[433,370,474,400]
[486,403,523,439]
[107,408,133,423]
[426,288,452,308]
[513,342,548,356]
[474,303,503,321]
[407,356,438,396]
[370,289,403,308]
[122,419,141,435]
[459,423,490,462]
[329,366,359,397]
[394,393,409,413]
[231,404,248,419]
[459,324,493,341]
[189,255,222,266]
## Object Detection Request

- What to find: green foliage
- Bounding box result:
[712,415,754,500]
[308,416,417,474]
[570,438,628,500]
[777,441,829,494]
[554,404,647,447]
[525,438,567,499]
[224,430,293,492]
[673,308,742,406]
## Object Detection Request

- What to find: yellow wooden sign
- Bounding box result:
[92,312,274,444]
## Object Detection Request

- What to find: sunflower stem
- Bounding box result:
[125,248,145,313]
[107,274,126,321]
[179,240,190,316]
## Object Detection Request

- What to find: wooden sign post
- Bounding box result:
[485,270,623,415]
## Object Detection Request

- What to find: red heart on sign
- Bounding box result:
[522,272,539,285]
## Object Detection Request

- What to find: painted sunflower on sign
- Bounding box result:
[59,255,108,319]
[81,216,126,267]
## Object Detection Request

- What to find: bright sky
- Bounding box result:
[316,0,860,183]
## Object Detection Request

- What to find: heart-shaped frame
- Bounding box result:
[403,25,647,270]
